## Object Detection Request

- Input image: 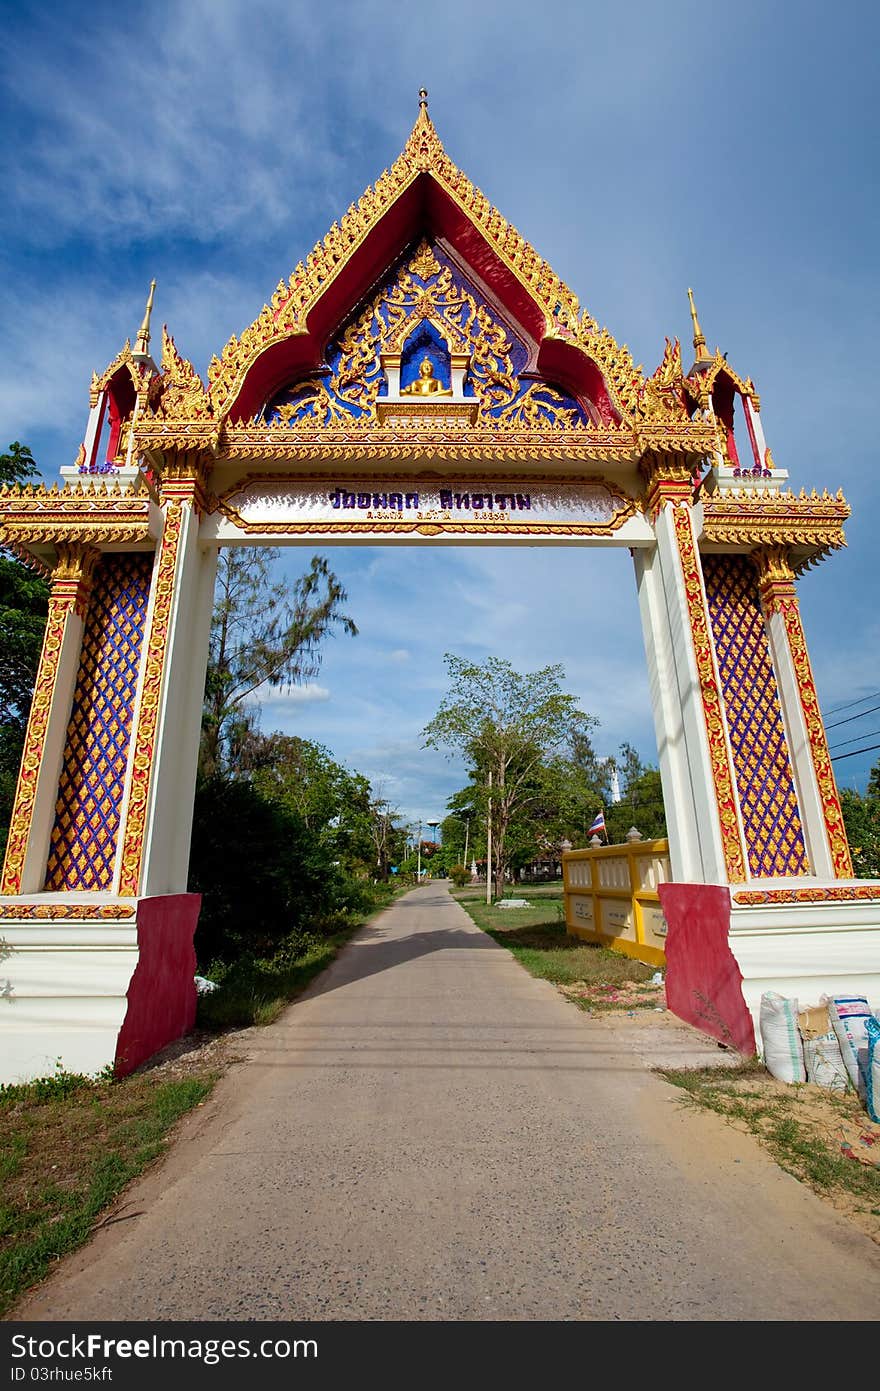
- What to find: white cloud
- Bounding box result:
[257,682,331,708]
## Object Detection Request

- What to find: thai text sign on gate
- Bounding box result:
[207,477,639,539]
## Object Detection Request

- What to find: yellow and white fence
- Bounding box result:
[562,838,671,967]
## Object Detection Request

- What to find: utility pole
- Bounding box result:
[463,816,470,873]
[485,771,493,905]
[416,820,422,882]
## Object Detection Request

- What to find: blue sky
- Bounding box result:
[2,1,878,831]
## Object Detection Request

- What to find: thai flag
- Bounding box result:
[588,811,606,839]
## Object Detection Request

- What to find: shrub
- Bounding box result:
[188,776,343,966]
[449,864,470,888]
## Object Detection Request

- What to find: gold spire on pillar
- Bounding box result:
[134,280,156,359]
[688,287,710,364]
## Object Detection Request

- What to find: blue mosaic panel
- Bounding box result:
[44,553,153,891]
[264,239,589,429]
[702,554,810,878]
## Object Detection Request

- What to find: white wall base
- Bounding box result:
[728,881,880,1047]
[0,910,139,1083]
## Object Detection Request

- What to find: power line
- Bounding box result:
[824,702,880,731]
[828,727,880,752]
[824,688,880,717]
[830,741,880,763]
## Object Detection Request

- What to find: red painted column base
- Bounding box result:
[658,883,756,1056]
[114,893,201,1078]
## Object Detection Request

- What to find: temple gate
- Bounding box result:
[2,96,878,1080]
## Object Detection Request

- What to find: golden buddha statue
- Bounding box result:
[401,355,452,396]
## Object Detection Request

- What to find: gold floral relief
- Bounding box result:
[269,241,584,433]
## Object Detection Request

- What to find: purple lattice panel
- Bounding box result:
[45,553,153,891]
[702,555,810,878]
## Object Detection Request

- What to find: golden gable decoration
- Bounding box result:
[201,101,656,426]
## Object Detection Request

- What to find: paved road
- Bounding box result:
[13,884,880,1321]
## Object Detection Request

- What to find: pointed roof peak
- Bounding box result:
[687,286,711,365]
[134,279,157,360]
[403,87,445,169]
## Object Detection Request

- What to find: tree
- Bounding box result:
[840,779,880,879]
[0,444,48,860]
[604,742,667,843]
[200,549,358,776]
[188,775,348,964]
[422,654,596,898]
[366,794,402,880]
[233,728,375,868]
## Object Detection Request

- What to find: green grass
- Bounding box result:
[196,880,409,1029]
[452,888,657,1008]
[196,923,365,1029]
[0,1071,216,1317]
[660,1061,880,1228]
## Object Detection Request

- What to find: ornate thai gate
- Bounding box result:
[2,97,878,1080]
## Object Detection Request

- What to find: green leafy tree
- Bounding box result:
[234,728,378,871]
[605,742,667,843]
[201,549,358,777]
[840,776,880,879]
[440,812,467,865]
[423,654,596,898]
[365,795,407,880]
[0,444,49,860]
[188,776,354,965]
[532,731,610,850]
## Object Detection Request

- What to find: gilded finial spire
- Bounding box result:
[134,279,156,359]
[688,287,710,364]
[404,87,443,168]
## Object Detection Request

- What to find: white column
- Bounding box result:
[81,392,107,473]
[634,544,704,881]
[134,507,218,897]
[635,502,746,885]
[744,399,768,462]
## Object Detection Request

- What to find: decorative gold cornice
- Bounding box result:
[733,887,877,905]
[0,903,137,920]
[50,542,101,618]
[0,484,155,561]
[752,544,796,613]
[135,417,718,470]
[700,488,849,569]
[157,452,213,512]
[639,450,696,520]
